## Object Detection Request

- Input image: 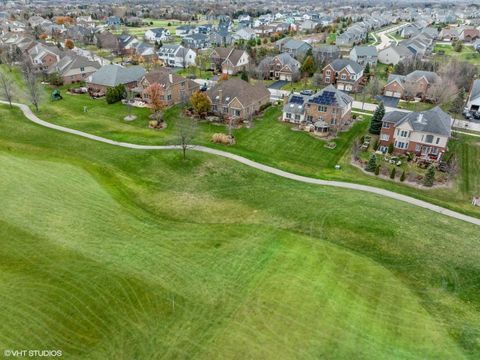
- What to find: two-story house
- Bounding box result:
[157,44,196,68]
[259,53,300,81]
[349,46,378,66]
[275,38,312,59]
[383,70,442,100]
[144,28,170,42]
[282,85,353,133]
[47,54,100,84]
[378,107,452,161]
[182,33,209,49]
[210,47,250,75]
[322,59,364,92]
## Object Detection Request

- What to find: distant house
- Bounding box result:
[206,78,270,120]
[86,64,146,93]
[378,107,452,162]
[27,43,62,72]
[466,79,480,112]
[134,42,157,63]
[459,28,480,42]
[106,16,121,27]
[349,45,378,66]
[182,33,209,49]
[47,54,100,84]
[322,59,364,92]
[378,45,414,65]
[210,28,233,46]
[210,47,249,75]
[137,69,199,106]
[275,38,312,59]
[233,27,257,41]
[313,45,340,65]
[176,25,194,37]
[439,28,459,41]
[157,44,196,68]
[95,31,119,51]
[383,70,442,100]
[300,19,320,32]
[144,28,170,42]
[282,85,353,134]
[258,53,300,81]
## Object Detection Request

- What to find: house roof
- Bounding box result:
[351,45,378,57]
[382,107,451,137]
[283,93,309,115]
[206,78,269,107]
[48,54,100,75]
[282,38,311,50]
[469,79,480,102]
[274,53,300,67]
[87,64,145,87]
[212,47,246,66]
[307,84,353,108]
[327,59,363,74]
[406,70,441,84]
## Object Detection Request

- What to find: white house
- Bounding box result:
[157,44,196,68]
[144,28,170,42]
[378,45,414,65]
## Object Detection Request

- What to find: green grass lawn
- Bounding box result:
[397,100,436,112]
[0,104,479,358]
[434,44,480,66]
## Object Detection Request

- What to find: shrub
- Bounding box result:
[400,170,406,182]
[423,164,435,187]
[365,154,377,172]
[259,102,271,112]
[352,114,357,120]
[106,84,126,104]
[388,143,394,154]
[373,139,379,150]
[374,165,380,175]
[390,167,396,179]
[47,72,64,86]
[212,133,230,145]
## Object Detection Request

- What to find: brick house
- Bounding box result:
[257,53,300,81]
[137,69,199,107]
[86,64,146,93]
[206,78,270,120]
[322,59,364,92]
[383,70,441,100]
[47,54,100,84]
[27,43,62,72]
[210,47,250,75]
[282,85,353,133]
[378,107,452,161]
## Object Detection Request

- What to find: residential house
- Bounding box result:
[95,31,119,51]
[349,46,378,66]
[118,34,140,55]
[86,64,146,93]
[313,45,340,65]
[144,28,170,42]
[400,24,421,38]
[466,79,480,112]
[47,54,100,84]
[378,107,452,161]
[300,19,320,32]
[282,85,353,133]
[27,43,62,72]
[275,38,312,59]
[233,27,257,41]
[261,53,300,81]
[182,33,209,49]
[176,25,194,37]
[378,45,414,65]
[210,27,233,47]
[459,28,480,42]
[206,78,270,120]
[322,59,364,92]
[106,16,121,27]
[439,28,459,41]
[210,47,249,75]
[134,42,157,63]
[157,44,196,68]
[383,70,442,100]
[137,69,199,106]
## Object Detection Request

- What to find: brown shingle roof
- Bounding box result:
[206,78,270,107]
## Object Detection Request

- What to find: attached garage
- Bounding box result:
[385,90,402,98]
[337,83,345,90]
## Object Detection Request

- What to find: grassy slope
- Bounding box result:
[0,106,479,359]
[434,44,480,66]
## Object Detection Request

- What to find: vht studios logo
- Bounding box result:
[4,349,62,357]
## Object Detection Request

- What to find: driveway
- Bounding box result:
[376,95,399,108]
[375,23,407,50]
[269,80,288,89]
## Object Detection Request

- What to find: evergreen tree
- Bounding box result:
[240,69,249,82]
[364,62,370,80]
[365,154,377,172]
[369,102,385,135]
[300,55,316,76]
[423,165,435,187]
[400,170,406,182]
[390,167,396,179]
[374,164,380,175]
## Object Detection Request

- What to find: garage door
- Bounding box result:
[385,90,401,98]
[337,83,345,90]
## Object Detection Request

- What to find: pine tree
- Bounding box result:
[400,170,406,182]
[369,102,385,135]
[364,62,370,79]
[374,164,380,175]
[365,154,377,172]
[423,165,435,187]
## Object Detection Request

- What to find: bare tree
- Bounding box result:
[254,56,272,79]
[428,78,458,105]
[176,117,197,160]
[22,60,42,112]
[0,73,16,107]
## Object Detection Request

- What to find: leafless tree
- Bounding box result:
[21,60,43,112]
[254,56,272,79]
[0,73,16,107]
[176,117,197,160]
[428,78,458,105]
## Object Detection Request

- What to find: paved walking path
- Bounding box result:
[2,100,480,226]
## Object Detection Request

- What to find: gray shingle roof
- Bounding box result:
[328,59,363,74]
[469,79,480,102]
[352,45,378,57]
[308,84,353,107]
[88,64,145,87]
[383,107,452,137]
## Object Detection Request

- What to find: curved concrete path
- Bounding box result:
[2,100,480,226]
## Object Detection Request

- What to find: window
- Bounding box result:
[318,105,327,112]
[380,134,389,141]
[326,70,331,76]
[233,109,241,116]
[436,137,440,144]
[415,144,421,152]
[80,67,85,72]
[285,113,292,119]
[223,106,228,113]
[306,115,313,122]
[382,122,390,129]
[341,74,347,80]
[431,147,439,155]
[394,141,408,149]
[294,114,301,120]
[331,118,337,125]
[212,105,217,111]
[379,146,388,153]
[325,77,331,82]
[397,129,409,138]
[425,134,434,143]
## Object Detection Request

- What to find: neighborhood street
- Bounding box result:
[3,99,479,227]
[375,23,408,50]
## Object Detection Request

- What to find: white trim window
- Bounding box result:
[341,73,347,80]
[380,133,390,141]
[382,122,390,129]
[326,69,331,76]
[285,112,292,119]
[397,129,409,138]
[394,141,408,149]
[318,105,327,112]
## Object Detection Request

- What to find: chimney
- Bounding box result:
[417,113,424,123]
[168,73,173,83]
